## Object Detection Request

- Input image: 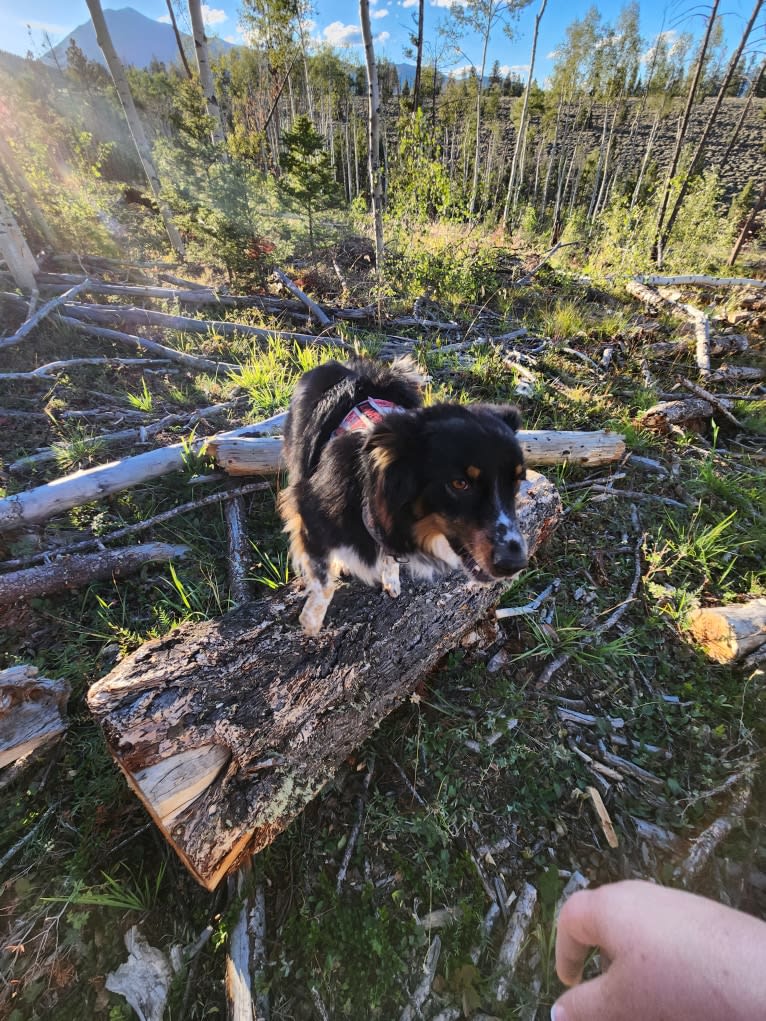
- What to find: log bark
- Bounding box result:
[208,429,626,476]
[188,0,226,146]
[637,398,717,434]
[688,600,766,664]
[0,665,70,769]
[636,275,766,290]
[0,280,90,351]
[0,543,190,604]
[0,413,287,533]
[86,471,562,889]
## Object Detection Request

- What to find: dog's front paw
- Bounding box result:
[299,604,324,635]
[381,557,400,598]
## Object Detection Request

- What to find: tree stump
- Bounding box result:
[87,471,562,889]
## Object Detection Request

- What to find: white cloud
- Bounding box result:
[545,49,559,59]
[202,5,227,26]
[323,20,363,46]
[372,7,389,17]
[375,29,390,43]
[402,0,418,6]
[448,63,474,78]
[498,64,529,75]
[224,34,238,43]
[23,18,69,33]
[430,0,467,6]
[157,13,172,23]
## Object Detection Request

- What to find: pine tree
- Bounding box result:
[280,115,339,250]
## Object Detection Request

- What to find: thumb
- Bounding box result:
[551,971,617,1021]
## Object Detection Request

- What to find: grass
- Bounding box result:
[1,237,765,1020]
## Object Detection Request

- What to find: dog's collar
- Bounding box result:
[331,397,405,439]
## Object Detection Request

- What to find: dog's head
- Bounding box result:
[365,403,528,580]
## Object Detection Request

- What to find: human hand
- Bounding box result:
[552,879,766,1021]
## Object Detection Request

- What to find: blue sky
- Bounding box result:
[0,0,759,81]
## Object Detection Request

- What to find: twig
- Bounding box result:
[0,357,171,382]
[587,484,687,509]
[586,786,619,848]
[674,782,752,884]
[336,759,375,893]
[224,485,251,607]
[0,280,90,350]
[554,871,589,919]
[678,376,746,430]
[536,537,643,687]
[469,901,501,965]
[385,753,426,806]
[516,241,580,285]
[496,579,560,619]
[399,936,441,1021]
[491,883,538,1002]
[310,987,330,1021]
[0,803,56,872]
[0,481,270,571]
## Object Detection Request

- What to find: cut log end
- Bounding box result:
[688,600,766,664]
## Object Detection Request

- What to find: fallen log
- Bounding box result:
[636,275,766,290]
[0,412,287,533]
[637,398,718,434]
[0,280,90,351]
[626,280,712,376]
[0,542,190,604]
[688,599,766,664]
[208,429,627,476]
[86,470,562,889]
[645,335,749,359]
[62,302,353,352]
[273,269,332,327]
[0,665,70,769]
[0,356,172,383]
[708,365,764,384]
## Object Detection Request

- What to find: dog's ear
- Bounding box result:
[472,404,522,432]
[365,413,421,513]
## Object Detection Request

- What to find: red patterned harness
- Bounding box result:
[331,397,405,439]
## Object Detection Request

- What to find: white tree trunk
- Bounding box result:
[0,191,38,291]
[188,0,226,146]
[360,0,384,268]
[85,0,186,258]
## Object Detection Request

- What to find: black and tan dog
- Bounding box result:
[279,357,528,633]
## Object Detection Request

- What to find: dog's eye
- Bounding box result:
[450,479,470,492]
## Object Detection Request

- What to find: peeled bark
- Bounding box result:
[86,471,562,889]
[688,600,766,664]
[0,665,70,770]
[208,428,626,476]
[85,0,185,258]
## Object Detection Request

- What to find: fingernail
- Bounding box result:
[551,1006,567,1021]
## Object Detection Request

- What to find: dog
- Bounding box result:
[278,357,528,634]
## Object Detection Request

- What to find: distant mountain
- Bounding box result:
[395,63,417,87]
[44,7,235,71]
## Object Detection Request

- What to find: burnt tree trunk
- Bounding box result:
[87,472,561,890]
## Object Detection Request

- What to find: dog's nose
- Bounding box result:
[493,539,528,575]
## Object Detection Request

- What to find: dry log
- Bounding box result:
[0,665,70,769]
[626,279,711,375]
[60,316,239,374]
[637,398,717,433]
[687,599,766,663]
[636,275,766,290]
[273,269,331,327]
[0,542,190,604]
[0,357,171,383]
[678,377,744,430]
[224,487,251,607]
[0,412,287,533]
[491,883,538,1002]
[86,471,562,889]
[708,365,764,384]
[62,302,353,352]
[208,429,626,477]
[646,334,749,359]
[0,280,90,351]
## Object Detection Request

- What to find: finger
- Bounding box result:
[555,889,613,986]
[551,971,616,1021]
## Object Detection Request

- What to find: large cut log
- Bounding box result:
[688,600,766,663]
[0,665,70,769]
[207,429,627,476]
[87,471,562,890]
[0,412,287,533]
[0,542,189,605]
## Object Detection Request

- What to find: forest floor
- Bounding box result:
[1,230,765,1021]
